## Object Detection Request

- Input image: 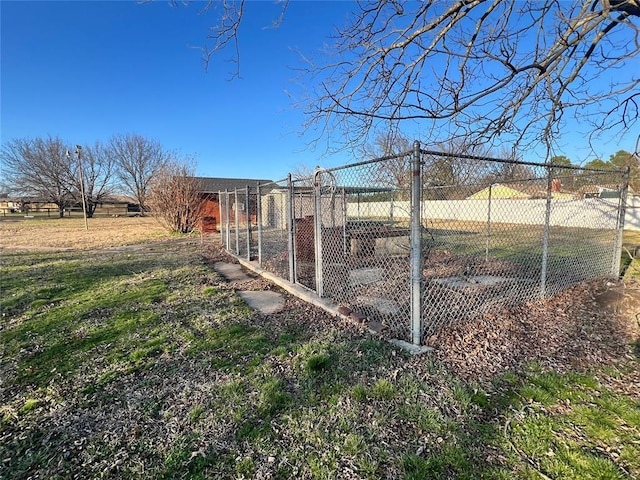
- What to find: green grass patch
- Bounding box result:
[370,378,396,400]
[2,243,638,480]
[497,367,640,479]
[0,248,255,389]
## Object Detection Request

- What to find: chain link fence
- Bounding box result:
[218,142,629,345]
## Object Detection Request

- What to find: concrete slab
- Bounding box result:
[357,295,400,315]
[213,262,252,283]
[388,339,433,355]
[348,267,384,286]
[238,290,285,314]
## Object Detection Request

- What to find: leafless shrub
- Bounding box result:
[148,161,205,234]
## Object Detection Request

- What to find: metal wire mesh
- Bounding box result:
[217,145,628,345]
[288,179,315,290]
[257,180,292,281]
[418,154,627,340]
[311,160,414,336]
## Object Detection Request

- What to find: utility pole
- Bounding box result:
[68,146,89,230]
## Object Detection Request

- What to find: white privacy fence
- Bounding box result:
[348,197,639,230]
[622,196,640,231]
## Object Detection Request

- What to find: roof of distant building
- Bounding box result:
[193,177,276,193]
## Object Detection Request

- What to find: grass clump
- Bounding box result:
[18,398,40,415]
[305,353,332,373]
[370,378,396,400]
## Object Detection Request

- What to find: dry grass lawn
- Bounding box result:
[0,216,173,251]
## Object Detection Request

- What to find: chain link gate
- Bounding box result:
[311,157,415,338]
[218,142,629,345]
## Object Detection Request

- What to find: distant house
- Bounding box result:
[194,177,274,233]
[575,184,633,199]
[94,195,139,215]
[0,196,20,213]
[467,181,576,200]
[0,197,59,213]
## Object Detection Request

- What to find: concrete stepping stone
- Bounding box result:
[238,291,285,314]
[213,262,285,314]
[213,262,252,283]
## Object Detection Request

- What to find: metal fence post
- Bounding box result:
[314,168,324,297]
[612,166,630,276]
[485,183,493,262]
[410,141,423,345]
[225,190,231,251]
[287,174,296,283]
[256,183,263,267]
[234,189,240,255]
[245,185,251,261]
[218,190,224,245]
[540,167,553,297]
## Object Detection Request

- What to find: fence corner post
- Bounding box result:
[218,190,224,245]
[224,189,231,250]
[245,185,251,261]
[540,166,553,298]
[612,166,630,277]
[287,174,296,283]
[256,182,263,267]
[410,140,423,345]
[314,168,324,297]
[234,189,240,255]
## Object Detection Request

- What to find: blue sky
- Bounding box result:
[1,1,637,181]
[1,0,355,180]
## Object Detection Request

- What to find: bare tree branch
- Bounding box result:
[193,0,289,78]
[109,133,170,214]
[0,136,77,217]
[299,0,640,155]
[192,0,639,157]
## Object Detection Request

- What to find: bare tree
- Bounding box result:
[109,133,169,214]
[198,1,639,156]
[147,160,205,234]
[290,163,316,186]
[359,131,413,190]
[481,147,536,185]
[77,142,116,218]
[427,139,507,188]
[0,136,76,217]
[495,162,536,184]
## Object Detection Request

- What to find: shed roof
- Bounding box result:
[193,177,276,193]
